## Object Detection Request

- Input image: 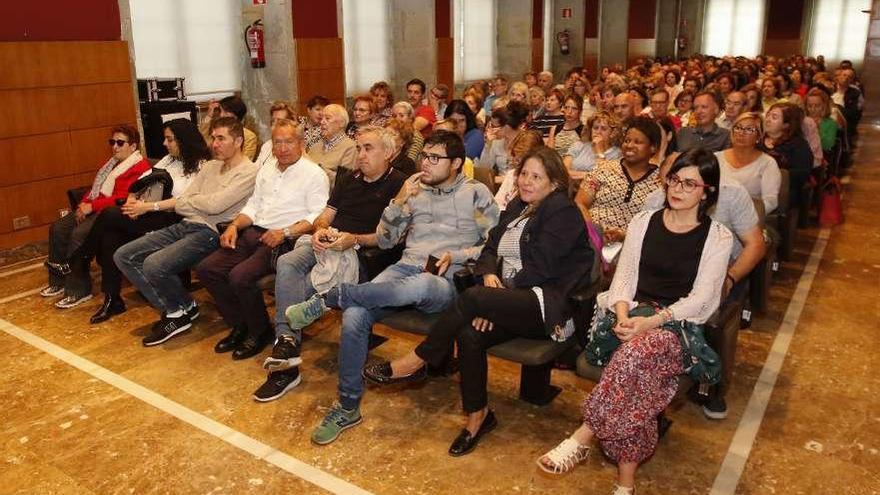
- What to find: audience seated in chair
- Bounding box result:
[675,91,731,154]
[252,126,407,403]
[478,100,530,175]
[537,149,733,495]
[307,103,357,188]
[390,101,425,162]
[196,119,328,361]
[203,96,260,162]
[299,95,329,151]
[42,124,152,309]
[254,101,297,168]
[759,102,813,210]
[444,99,484,159]
[345,94,377,140]
[364,147,594,457]
[715,112,782,214]
[282,130,499,446]
[113,117,258,347]
[78,119,209,324]
[563,111,623,172]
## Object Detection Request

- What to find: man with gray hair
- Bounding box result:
[196,119,329,360]
[252,126,407,402]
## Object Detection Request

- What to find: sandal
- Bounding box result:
[536,437,590,474]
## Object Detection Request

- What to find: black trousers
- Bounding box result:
[72,207,181,296]
[415,286,548,413]
[195,227,274,337]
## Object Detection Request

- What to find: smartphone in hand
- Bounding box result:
[425,254,440,275]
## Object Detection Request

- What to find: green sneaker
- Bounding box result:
[311,403,362,445]
[285,294,328,330]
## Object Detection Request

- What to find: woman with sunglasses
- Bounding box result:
[41,125,152,309]
[715,112,781,214]
[537,148,732,495]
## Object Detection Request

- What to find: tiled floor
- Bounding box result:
[1,127,878,494]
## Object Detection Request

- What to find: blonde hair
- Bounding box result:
[269,100,296,120]
[732,112,764,138]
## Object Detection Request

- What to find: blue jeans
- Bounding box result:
[336,263,456,410]
[114,221,219,315]
[274,236,318,344]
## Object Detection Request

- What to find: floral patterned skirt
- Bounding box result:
[583,329,683,464]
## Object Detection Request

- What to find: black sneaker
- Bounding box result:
[702,394,728,420]
[142,314,192,347]
[185,303,200,322]
[262,335,302,372]
[253,367,302,402]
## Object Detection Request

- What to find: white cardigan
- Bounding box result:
[598,209,734,324]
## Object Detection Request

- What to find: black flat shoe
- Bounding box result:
[89,295,126,324]
[363,361,427,385]
[448,410,497,457]
[214,325,248,354]
[232,331,272,360]
[45,261,71,276]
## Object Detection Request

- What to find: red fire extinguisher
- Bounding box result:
[245,20,265,68]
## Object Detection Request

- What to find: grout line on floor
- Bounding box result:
[0,287,46,305]
[0,317,374,495]
[710,227,831,495]
[0,260,45,278]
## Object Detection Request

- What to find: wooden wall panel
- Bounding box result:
[0,172,95,236]
[437,38,454,92]
[295,38,344,112]
[67,83,138,130]
[0,88,69,139]
[0,132,72,188]
[296,38,344,70]
[0,40,135,249]
[532,39,543,73]
[0,0,121,42]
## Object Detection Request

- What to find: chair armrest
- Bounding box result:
[359,243,404,280]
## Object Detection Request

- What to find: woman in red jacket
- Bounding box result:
[41,124,151,309]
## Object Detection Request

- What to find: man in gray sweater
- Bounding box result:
[284,130,500,445]
[115,117,258,347]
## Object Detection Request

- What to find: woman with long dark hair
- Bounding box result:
[77,118,210,324]
[537,149,732,495]
[364,146,594,457]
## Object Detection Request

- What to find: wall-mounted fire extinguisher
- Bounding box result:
[245,19,265,68]
[556,29,571,55]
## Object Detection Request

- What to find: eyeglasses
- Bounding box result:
[666,175,710,193]
[732,125,759,135]
[562,105,580,111]
[417,152,451,165]
[108,139,129,147]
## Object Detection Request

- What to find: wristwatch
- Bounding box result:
[282,227,291,238]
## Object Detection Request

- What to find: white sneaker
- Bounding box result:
[40,285,64,297]
[611,485,635,495]
[55,294,93,309]
[536,437,590,474]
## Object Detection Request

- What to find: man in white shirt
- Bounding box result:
[196,119,329,360]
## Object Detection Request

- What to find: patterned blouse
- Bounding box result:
[582,159,661,231]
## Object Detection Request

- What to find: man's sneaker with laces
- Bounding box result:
[40,285,64,298]
[311,403,362,445]
[55,294,93,309]
[285,294,328,330]
[184,302,200,322]
[263,335,302,372]
[142,314,192,347]
[253,367,302,402]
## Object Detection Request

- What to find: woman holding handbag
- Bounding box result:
[536,148,732,495]
[363,146,594,457]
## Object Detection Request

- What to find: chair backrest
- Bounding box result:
[777,168,790,212]
[472,166,497,194]
[751,198,766,227]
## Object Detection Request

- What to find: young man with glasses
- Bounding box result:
[195,119,329,361]
[284,130,499,446]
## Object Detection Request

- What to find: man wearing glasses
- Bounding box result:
[195,119,329,361]
[284,130,499,446]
